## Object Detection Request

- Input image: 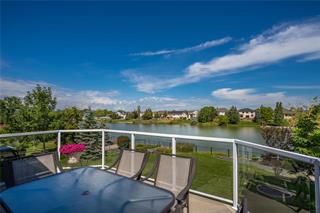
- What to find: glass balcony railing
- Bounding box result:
[0,129,319,213]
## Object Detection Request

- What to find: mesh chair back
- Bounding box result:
[2,152,62,187]
[116,150,147,178]
[155,155,194,197]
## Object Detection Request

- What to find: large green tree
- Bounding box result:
[0,97,24,132]
[198,106,216,123]
[24,85,57,131]
[75,108,107,160]
[273,102,284,126]
[255,106,274,125]
[142,108,153,120]
[227,106,240,124]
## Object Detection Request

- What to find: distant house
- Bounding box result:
[167,111,188,119]
[217,108,228,116]
[188,110,199,119]
[116,111,127,120]
[283,109,295,120]
[238,108,255,120]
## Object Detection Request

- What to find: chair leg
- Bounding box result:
[187,193,190,213]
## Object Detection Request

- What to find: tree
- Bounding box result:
[154,112,160,119]
[274,102,284,126]
[24,85,57,131]
[137,105,141,119]
[75,108,107,160]
[227,106,240,124]
[50,107,82,130]
[255,106,273,125]
[198,106,216,123]
[0,97,25,132]
[142,108,153,120]
[261,126,293,176]
[163,111,168,118]
[131,110,139,119]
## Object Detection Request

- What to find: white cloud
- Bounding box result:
[125,18,320,93]
[211,88,305,107]
[0,78,211,110]
[0,78,121,109]
[130,37,232,56]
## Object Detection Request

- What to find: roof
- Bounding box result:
[238,108,255,112]
[217,108,228,112]
[283,109,295,115]
[167,110,188,115]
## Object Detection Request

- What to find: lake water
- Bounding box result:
[107,123,264,152]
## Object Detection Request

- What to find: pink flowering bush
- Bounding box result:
[60,144,85,155]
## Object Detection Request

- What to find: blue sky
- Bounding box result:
[1,1,320,110]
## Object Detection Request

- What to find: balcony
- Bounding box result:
[0,129,319,213]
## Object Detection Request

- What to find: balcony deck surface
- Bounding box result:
[188,194,235,213]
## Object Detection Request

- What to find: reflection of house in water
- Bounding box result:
[238,108,256,120]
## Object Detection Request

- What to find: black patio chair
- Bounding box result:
[141,153,196,213]
[1,152,63,187]
[105,149,149,180]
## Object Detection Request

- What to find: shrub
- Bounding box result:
[177,143,194,152]
[135,144,158,152]
[117,135,130,148]
[217,115,229,126]
[60,144,85,155]
[156,147,172,154]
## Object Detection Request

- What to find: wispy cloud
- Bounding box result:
[0,78,211,110]
[297,51,320,62]
[130,37,232,56]
[211,88,305,107]
[125,18,320,93]
[274,85,320,90]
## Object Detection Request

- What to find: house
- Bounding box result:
[216,108,228,116]
[167,111,188,119]
[238,108,255,120]
[188,110,199,119]
[116,111,127,120]
[283,109,295,120]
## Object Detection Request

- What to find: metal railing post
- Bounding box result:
[172,137,176,155]
[101,130,105,169]
[131,134,135,150]
[232,140,238,210]
[315,162,320,213]
[57,131,61,160]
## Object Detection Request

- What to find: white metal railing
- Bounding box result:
[0,129,319,212]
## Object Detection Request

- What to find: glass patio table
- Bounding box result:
[0,167,175,213]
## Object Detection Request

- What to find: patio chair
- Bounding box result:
[105,149,149,179]
[1,152,63,187]
[237,197,248,213]
[141,153,196,213]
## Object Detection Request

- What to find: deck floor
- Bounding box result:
[188,194,235,213]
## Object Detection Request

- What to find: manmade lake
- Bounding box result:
[107,123,265,153]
